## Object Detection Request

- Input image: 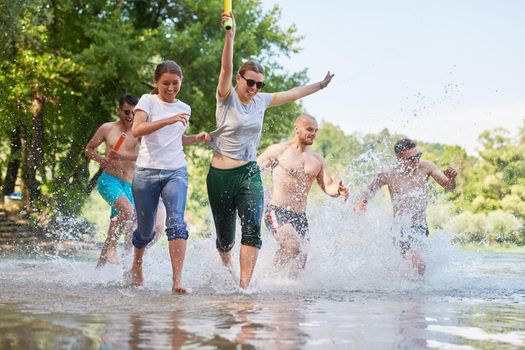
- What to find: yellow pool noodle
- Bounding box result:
[224,0,233,30]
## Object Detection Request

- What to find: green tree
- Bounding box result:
[0,0,309,234]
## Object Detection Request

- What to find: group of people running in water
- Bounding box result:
[85,13,458,293]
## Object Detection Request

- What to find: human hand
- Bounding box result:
[355,200,367,214]
[337,180,349,201]
[108,149,124,160]
[319,71,335,89]
[99,156,113,168]
[444,167,458,179]
[197,132,211,143]
[169,113,189,126]
[221,11,235,34]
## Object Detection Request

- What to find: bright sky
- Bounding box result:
[261,0,525,153]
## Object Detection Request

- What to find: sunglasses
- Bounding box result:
[122,110,133,116]
[240,74,265,89]
[405,152,422,162]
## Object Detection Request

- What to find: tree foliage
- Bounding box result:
[0,0,306,224]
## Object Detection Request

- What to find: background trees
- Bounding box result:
[0,0,305,219]
[1,1,523,245]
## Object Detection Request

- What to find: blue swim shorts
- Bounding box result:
[97,172,134,217]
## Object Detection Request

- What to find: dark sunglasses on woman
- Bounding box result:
[240,74,265,89]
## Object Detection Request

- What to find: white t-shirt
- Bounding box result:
[134,94,191,170]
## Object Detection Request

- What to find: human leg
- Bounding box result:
[399,224,429,275]
[97,219,120,268]
[130,168,161,285]
[206,166,239,269]
[169,239,187,294]
[161,168,189,292]
[96,173,135,268]
[130,246,145,286]
[265,205,309,269]
[149,198,167,248]
[236,163,264,288]
[409,249,425,275]
[239,244,259,289]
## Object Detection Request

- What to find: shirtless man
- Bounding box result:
[85,95,141,268]
[357,138,458,275]
[257,114,349,271]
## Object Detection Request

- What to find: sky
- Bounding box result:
[260,0,525,153]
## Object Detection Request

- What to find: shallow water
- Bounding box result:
[1,231,525,349]
[1,202,524,349]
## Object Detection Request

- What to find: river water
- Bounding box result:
[1,206,524,349]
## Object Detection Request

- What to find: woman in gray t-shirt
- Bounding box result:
[207,12,334,289]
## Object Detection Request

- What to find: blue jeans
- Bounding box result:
[132,167,189,249]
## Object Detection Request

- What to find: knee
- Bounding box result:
[281,240,301,257]
[216,238,235,253]
[132,228,155,249]
[119,207,135,222]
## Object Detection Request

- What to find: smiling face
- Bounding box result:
[156,72,182,103]
[295,116,319,146]
[236,70,264,102]
[117,102,135,127]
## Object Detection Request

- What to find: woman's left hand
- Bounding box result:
[320,71,335,89]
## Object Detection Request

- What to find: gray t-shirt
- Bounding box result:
[208,88,276,161]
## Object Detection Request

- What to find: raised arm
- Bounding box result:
[271,72,334,108]
[84,124,112,168]
[428,162,457,191]
[316,157,349,200]
[217,12,235,98]
[131,110,189,138]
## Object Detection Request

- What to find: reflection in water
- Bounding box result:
[0,306,99,349]
[398,301,427,349]
[0,290,525,349]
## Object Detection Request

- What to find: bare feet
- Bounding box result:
[96,246,119,269]
[172,286,188,294]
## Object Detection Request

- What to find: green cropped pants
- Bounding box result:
[206,162,264,252]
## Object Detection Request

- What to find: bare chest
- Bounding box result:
[107,129,139,153]
[275,152,321,180]
[388,170,429,194]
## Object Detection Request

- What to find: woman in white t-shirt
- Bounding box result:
[206,13,334,289]
[129,60,209,294]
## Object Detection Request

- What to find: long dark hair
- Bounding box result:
[151,60,183,94]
